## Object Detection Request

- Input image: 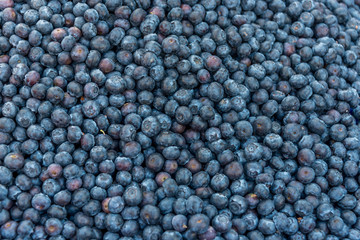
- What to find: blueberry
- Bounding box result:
[32,193,51,211]
[140,205,161,225]
[234,121,253,140]
[208,214,230,234]
[171,214,187,232]
[329,124,347,141]
[141,116,161,137]
[123,185,142,206]
[1,221,18,239]
[188,214,209,234]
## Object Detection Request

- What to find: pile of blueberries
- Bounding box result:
[1,0,360,239]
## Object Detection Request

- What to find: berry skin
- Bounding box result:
[32,193,51,211]
[141,116,161,137]
[0,0,359,238]
[188,214,210,234]
[45,218,63,236]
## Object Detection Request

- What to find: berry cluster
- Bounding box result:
[1,0,360,239]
